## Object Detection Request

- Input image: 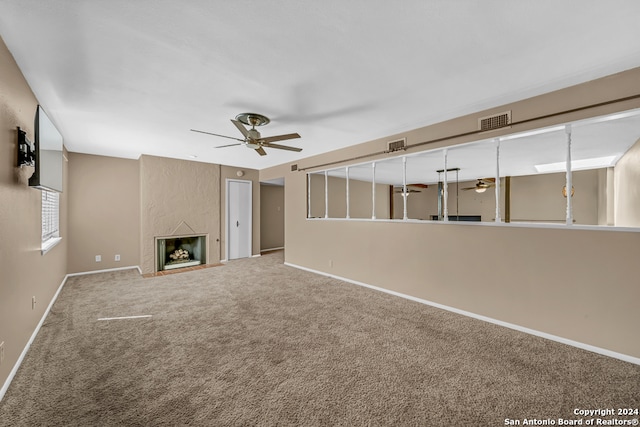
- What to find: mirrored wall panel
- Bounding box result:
[307,108,640,229]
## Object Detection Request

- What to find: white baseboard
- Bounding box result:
[261,246,284,252]
[284,262,640,366]
[220,255,260,261]
[66,265,141,277]
[0,274,68,402]
[1,265,142,402]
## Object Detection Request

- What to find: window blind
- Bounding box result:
[42,190,60,242]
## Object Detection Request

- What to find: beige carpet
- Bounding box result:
[1,251,639,426]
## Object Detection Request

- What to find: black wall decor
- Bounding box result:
[17,127,35,167]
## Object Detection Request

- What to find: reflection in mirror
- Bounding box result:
[327,168,348,218]
[375,157,403,220]
[445,141,500,222]
[308,171,326,218]
[307,108,640,228]
[501,126,571,224]
[346,163,377,219]
[401,151,443,220]
[563,113,639,225]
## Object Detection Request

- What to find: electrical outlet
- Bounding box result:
[115,254,121,262]
[95,255,101,262]
[0,341,4,365]
[329,259,333,267]
[32,296,36,310]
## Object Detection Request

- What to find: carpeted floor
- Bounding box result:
[1,251,639,426]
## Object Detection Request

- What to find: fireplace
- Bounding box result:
[156,235,207,271]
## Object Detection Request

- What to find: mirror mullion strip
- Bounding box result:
[443,150,448,222]
[495,139,501,222]
[346,166,350,219]
[371,162,376,219]
[324,170,329,219]
[307,173,311,218]
[565,125,573,225]
[402,156,408,220]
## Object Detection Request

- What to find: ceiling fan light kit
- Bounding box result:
[461,178,496,193]
[190,113,302,157]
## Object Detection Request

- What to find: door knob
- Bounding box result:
[236,220,239,227]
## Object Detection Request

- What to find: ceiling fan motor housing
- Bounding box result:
[247,129,260,140]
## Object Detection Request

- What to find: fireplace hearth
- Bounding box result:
[156,235,207,271]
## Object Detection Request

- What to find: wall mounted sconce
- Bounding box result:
[236,170,245,177]
[17,127,35,167]
[562,185,575,198]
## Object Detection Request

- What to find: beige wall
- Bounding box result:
[0,37,68,388]
[219,165,260,260]
[140,155,221,274]
[260,184,284,250]
[68,155,264,272]
[67,153,140,273]
[615,138,640,227]
[263,66,640,359]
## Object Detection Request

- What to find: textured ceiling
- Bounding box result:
[1,1,640,170]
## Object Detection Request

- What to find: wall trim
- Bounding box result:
[66,265,141,277]
[0,274,68,402]
[305,217,640,233]
[261,246,284,252]
[284,262,640,366]
[0,265,141,402]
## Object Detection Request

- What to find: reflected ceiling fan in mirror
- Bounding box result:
[190,113,302,156]
[394,187,421,196]
[461,178,496,193]
[393,183,428,196]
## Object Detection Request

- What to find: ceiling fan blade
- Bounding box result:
[190,129,244,142]
[394,189,420,194]
[231,119,250,138]
[214,143,243,148]
[262,142,302,152]
[461,187,476,191]
[259,133,301,144]
[255,147,267,156]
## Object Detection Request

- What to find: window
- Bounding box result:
[41,190,61,254]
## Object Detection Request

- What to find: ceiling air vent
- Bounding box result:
[290,164,298,172]
[478,111,511,132]
[387,138,406,153]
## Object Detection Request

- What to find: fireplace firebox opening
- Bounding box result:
[156,235,207,272]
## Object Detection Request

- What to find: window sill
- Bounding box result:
[41,237,62,255]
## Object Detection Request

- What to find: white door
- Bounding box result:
[227,179,252,260]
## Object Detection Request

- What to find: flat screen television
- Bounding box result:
[29,105,63,192]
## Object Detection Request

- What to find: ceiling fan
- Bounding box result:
[393,183,428,196]
[190,113,302,156]
[461,178,496,193]
[394,187,422,196]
